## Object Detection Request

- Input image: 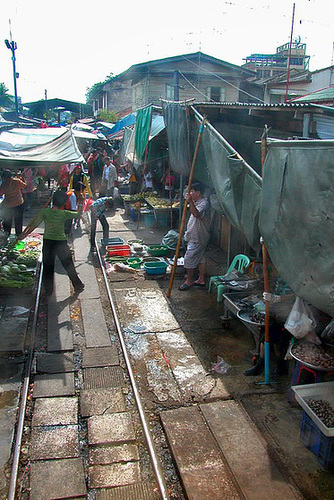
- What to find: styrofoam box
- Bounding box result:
[292,382,334,437]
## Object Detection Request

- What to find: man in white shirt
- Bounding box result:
[102,157,117,197]
[179,182,211,291]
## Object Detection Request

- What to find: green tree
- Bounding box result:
[97,109,118,123]
[0,83,14,108]
[86,73,114,103]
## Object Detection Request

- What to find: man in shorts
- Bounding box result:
[179,182,211,290]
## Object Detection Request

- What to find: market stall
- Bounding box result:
[120,193,180,229]
[144,194,180,228]
[99,237,173,278]
[0,235,42,292]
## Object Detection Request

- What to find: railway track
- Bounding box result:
[7,229,181,499]
[4,211,308,500]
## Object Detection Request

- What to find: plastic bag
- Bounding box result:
[284,297,317,339]
[161,230,179,249]
[321,318,334,342]
[113,186,119,198]
[211,356,231,374]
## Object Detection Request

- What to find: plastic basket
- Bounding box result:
[142,210,155,228]
[126,257,142,269]
[300,412,334,468]
[100,237,125,246]
[147,244,169,256]
[106,244,131,257]
[144,261,168,275]
[156,211,169,227]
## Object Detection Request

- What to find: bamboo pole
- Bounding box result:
[166,116,206,298]
[261,125,271,385]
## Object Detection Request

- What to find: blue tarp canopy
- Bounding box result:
[106,113,137,139]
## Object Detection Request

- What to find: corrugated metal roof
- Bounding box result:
[291,86,334,103]
[192,101,323,109]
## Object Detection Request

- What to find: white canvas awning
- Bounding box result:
[0,128,84,168]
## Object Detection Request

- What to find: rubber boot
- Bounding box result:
[244,357,264,376]
[273,359,289,376]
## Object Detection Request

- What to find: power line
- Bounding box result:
[180,56,266,103]
[178,71,215,102]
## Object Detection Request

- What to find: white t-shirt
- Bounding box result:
[144,172,153,188]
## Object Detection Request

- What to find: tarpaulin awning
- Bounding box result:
[162,102,190,176]
[0,127,67,150]
[0,126,107,150]
[163,101,334,316]
[106,113,136,139]
[72,129,107,141]
[259,139,334,317]
[135,106,153,162]
[193,108,262,253]
[0,128,83,168]
[149,115,165,140]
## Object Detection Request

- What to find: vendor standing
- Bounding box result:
[101,157,117,197]
[69,164,92,227]
[179,182,211,290]
[0,169,26,237]
[89,196,114,252]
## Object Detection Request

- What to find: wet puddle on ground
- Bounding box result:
[0,390,18,409]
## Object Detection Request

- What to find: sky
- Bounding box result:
[1,0,333,105]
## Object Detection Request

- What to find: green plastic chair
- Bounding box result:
[208,254,251,302]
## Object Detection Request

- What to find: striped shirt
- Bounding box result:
[91,197,109,218]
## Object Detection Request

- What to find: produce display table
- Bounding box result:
[0,234,42,293]
[144,197,180,227]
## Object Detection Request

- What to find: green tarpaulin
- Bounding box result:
[162,102,190,176]
[134,106,153,162]
[163,102,334,316]
[260,139,334,317]
[194,108,262,254]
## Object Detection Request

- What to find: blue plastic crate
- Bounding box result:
[100,237,125,246]
[300,411,334,468]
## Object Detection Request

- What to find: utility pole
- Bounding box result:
[4,38,19,123]
[44,89,48,118]
[173,70,179,101]
[284,3,296,102]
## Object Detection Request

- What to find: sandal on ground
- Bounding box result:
[178,283,193,291]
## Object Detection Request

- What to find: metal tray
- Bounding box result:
[237,309,265,326]
[290,343,334,372]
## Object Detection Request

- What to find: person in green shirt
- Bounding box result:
[20,190,84,296]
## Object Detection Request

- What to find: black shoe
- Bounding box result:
[74,283,85,293]
[90,246,96,253]
[273,359,289,376]
[244,358,264,376]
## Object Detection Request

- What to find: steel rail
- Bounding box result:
[96,244,170,500]
[8,260,43,500]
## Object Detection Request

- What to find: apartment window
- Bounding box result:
[206,86,225,102]
[165,83,174,100]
